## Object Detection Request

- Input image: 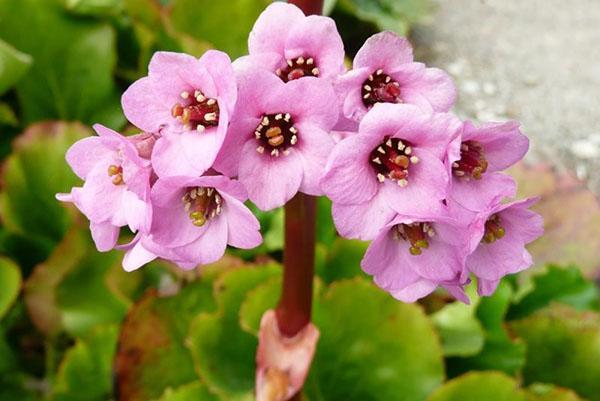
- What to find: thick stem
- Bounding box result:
[276,193,316,337]
[288,0,324,15]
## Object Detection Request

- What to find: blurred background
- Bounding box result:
[0,1,599,401]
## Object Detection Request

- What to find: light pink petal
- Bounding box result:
[195,175,248,203]
[398,66,457,113]
[332,191,396,240]
[214,116,261,178]
[198,50,237,113]
[90,221,119,252]
[172,212,229,265]
[353,31,414,71]
[295,123,335,196]
[443,284,471,304]
[499,198,544,244]
[405,236,463,282]
[121,77,173,132]
[451,172,516,212]
[466,234,530,281]
[284,15,345,79]
[361,227,420,289]
[335,67,371,121]
[383,149,449,216]
[122,240,157,272]
[359,103,461,158]
[233,52,284,74]
[321,133,380,204]
[477,278,500,297]
[239,140,303,211]
[77,164,125,223]
[111,190,150,233]
[269,77,339,129]
[150,203,209,249]
[66,137,111,179]
[389,279,437,303]
[220,193,262,249]
[147,51,217,98]
[463,121,529,172]
[248,2,305,55]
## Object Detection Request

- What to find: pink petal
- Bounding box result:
[77,164,125,223]
[499,197,544,243]
[398,66,457,113]
[122,240,157,272]
[172,212,229,265]
[66,136,111,180]
[389,279,437,303]
[466,233,530,281]
[147,51,217,98]
[268,77,339,129]
[335,67,371,121]
[198,50,237,113]
[451,172,516,212]
[321,133,380,204]
[221,193,262,249]
[295,123,335,196]
[463,121,529,172]
[248,2,305,56]
[121,77,173,133]
[353,31,414,71]
[477,278,500,297]
[332,190,396,240]
[214,116,261,178]
[284,15,345,79]
[90,221,119,252]
[239,140,303,211]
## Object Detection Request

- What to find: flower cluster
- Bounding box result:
[58,2,542,301]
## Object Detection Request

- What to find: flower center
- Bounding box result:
[482,214,505,243]
[362,69,402,108]
[393,222,436,255]
[276,56,320,82]
[452,140,488,180]
[369,136,419,187]
[182,187,222,227]
[107,164,124,185]
[254,113,298,157]
[171,89,220,132]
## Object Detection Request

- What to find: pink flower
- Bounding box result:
[57,124,152,252]
[122,51,237,177]
[214,67,339,211]
[321,103,462,240]
[242,2,345,82]
[121,175,262,271]
[335,31,456,122]
[450,120,529,211]
[361,213,469,303]
[464,197,543,296]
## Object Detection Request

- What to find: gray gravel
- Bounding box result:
[411,0,600,194]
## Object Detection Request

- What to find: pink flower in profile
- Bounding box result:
[335,31,456,122]
[361,213,469,303]
[464,197,543,296]
[121,175,262,271]
[242,2,345,82]
[449,120,529,211]
[214,67,339,211]
[57,124,152,252]
[321,103,462,240]
[122,51,237,177]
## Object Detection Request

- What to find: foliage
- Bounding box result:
[0,1,599,401]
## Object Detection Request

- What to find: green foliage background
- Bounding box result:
[0,0,599,400]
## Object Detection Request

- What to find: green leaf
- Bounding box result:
[510,305,600,401]
[316,197,336,246]
[426,371,526,401]
[0,257,21,320]
[316,237,369,284]
[152,382,220,401]
[507,265,600,320]
[0,103,18,126]
[187,265,280,401]
[115,281,217,401]
[525,384,586,401]
[169,0,271,58]
[447,280,525,377]
[0,39,32,95]
[431,285,485,357]
[337,0,431,36]
[0,0,119,125]
[239,276,281,336]
[306,278,444,401]
[52,325,119,401]
[0,122,88,253]
[62,0,124,16]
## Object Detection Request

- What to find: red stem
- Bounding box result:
[276,193,317,336]
[288,0,324,15]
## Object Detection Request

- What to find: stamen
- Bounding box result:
[278,56,320,82]
[482,214,506,243]
[171,88,219,132]
[453,140,488,180]
[254,113,298,157]
[182,186,222,227]
[393,222,434,255]
[361,69,402,108]
[107,164,124,186]
[369,136,418,185]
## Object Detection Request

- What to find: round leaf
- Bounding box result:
[0,257,21,320]
[427,371,525,401]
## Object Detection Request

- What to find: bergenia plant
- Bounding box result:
[57,0,543,400]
